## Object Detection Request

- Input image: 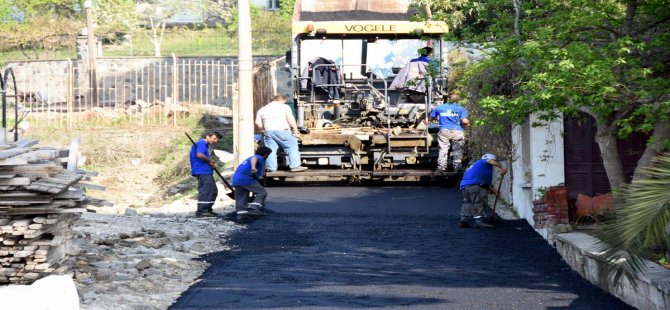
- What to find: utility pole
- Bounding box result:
[236,0,254,165]
[84,1,98,105]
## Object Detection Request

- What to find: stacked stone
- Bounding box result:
[0,139,91,284]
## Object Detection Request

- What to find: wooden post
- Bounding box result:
[172,54,178,126]
[66,59,73,129]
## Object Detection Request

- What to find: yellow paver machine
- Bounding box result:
[268,0,459,183]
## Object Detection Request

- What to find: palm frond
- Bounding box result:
[595,153,670,287]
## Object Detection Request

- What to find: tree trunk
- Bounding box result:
[633,118,670,181]
[595,123,626,190]
[152,34,161,57]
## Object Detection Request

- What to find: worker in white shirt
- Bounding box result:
[254,95,308,172]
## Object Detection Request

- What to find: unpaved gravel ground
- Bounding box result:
[72,185,240,310]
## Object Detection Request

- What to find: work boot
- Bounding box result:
[474,219,495,228]
[236,210,250,221]
[195,211,218,218]
[246,204,265,216]
[248,202,265,211]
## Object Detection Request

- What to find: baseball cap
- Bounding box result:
[482,154,496,160]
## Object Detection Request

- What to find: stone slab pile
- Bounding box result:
[0,139,92,284]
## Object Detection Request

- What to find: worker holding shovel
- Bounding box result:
[189,131,223,217]
[458,154,507,228]
[232,146,273,219]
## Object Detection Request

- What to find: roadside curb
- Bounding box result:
[556,232,670,309]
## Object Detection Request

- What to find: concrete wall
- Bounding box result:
[557,232,670,310]
[511,113,565,239]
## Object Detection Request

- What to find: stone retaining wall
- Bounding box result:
[556,232,670,310]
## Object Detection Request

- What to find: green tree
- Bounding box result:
[413,0,670,188]
[203,0,234,26]
[226,4,291,53]
[278,0,296,20]
[0,2,13,21]
[94,0,142,42]
[11,0,82,18]
[0,16,81,59]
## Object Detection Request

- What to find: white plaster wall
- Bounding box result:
[511,113,565,240]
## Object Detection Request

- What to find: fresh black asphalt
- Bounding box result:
[171,184,633,309]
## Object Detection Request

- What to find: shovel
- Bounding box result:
[490,175,504,222]
[185,132,235,199]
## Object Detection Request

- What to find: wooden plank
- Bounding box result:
[54,189,84,199]
[0,157,28,166]
[13,139,39,148]
[0,192,43,198]
[389,138,430,147]
[0,148,31,160]
[0,163,63,179]
[73,182,106,191]
[7,208,85,216]
[0,198,54,205]
[22,149,59,162]
[77,169,98,177]
[0,177,31,186]
[25,173,82,194]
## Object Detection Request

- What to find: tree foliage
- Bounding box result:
[94,0,142,40]
[413,0,670,188]
[227,4,290,33]
[11,0,83,18]
[0,16,81,59]
[278,0,296,20]
[595,153,670,286]
[0,2,14,21]
[203,0,235,26]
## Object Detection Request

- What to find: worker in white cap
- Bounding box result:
[458,153,507,228]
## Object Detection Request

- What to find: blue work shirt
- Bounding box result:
[410,56,431,63]
[459,159,493,190]
[232,154,266,186]
[190,139,212,175]
[430,103,467,130]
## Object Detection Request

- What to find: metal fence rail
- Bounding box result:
[6,56,239,128]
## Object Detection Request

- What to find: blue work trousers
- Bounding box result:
[196,174,218,213]
[234,182,268,212]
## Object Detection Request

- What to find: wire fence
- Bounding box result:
[5,56,239,128]
[2,55,285,131]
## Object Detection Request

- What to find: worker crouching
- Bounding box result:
[459,154,507,228]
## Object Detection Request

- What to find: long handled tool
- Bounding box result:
[185,132,235,199]
[491,175,504,221]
